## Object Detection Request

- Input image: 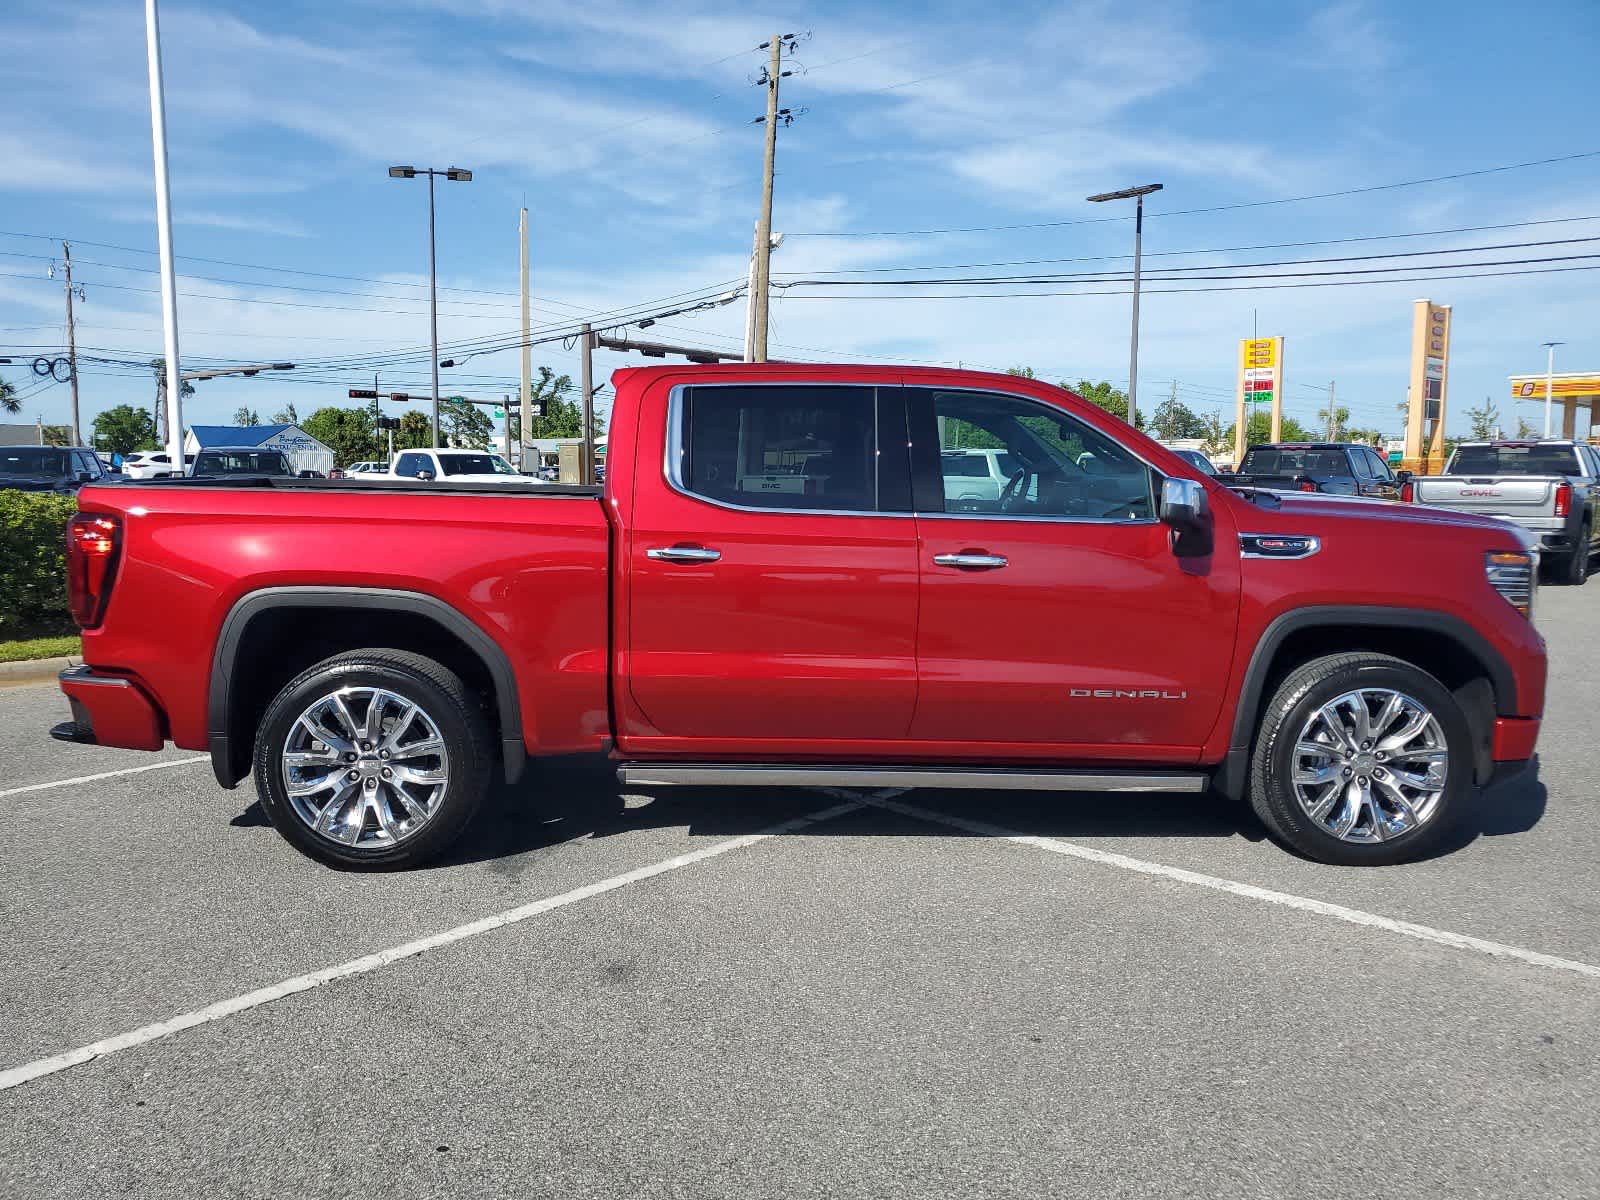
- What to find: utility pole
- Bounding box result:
[580,322,595,485]
[1327,379,1336,440]
[519,206,532,467]
[1166,378,1177,440]
[751,33,797,363]
[502,393,512,461]
[61,242,83,447]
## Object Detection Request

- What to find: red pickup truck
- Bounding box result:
[55,364,1546,868]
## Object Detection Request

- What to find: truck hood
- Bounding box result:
[1226,488,1531,542]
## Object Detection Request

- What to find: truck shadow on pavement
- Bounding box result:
[229,756,1548,869]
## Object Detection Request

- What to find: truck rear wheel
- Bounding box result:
[1558,523,1591,585]
[1249,653,1470,866]
[252,649,491,869]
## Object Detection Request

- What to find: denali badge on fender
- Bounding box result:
[1069,688,1188,700]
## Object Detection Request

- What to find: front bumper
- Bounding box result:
[52,666,164,750]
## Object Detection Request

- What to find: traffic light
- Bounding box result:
[376,416,401,431]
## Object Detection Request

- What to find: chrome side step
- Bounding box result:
[616,763,1208,794]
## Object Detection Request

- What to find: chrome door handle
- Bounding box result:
[933,552,1008,570]
[647,545,722,563]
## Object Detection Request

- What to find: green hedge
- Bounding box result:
[0,491,78,637]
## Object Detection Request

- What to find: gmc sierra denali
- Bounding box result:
[53,365,1546,868]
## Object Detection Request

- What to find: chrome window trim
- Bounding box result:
[663,382,913,519]
[1239,532,1323,560]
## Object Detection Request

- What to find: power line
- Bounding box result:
[772,260,1600,299]
[774,243,1600,289]
[790,149,1600,237]
[775,214,1600,274]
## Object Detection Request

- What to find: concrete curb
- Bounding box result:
[0,656,77,687]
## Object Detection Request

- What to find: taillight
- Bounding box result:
[1299,479,1317,492]
[66,513,121,628]
[1554,482,1572,518]
[1400,481,1414,502]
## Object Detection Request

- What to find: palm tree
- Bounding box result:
[1,375,19,415]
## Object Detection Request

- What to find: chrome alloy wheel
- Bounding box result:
[1290,688,1448,844]
[280,686,449,848]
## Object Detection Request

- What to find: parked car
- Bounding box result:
[1164,447,1218,476]
[122,450,194,480]
[53,364,1544,871]
[1216,442,1403,500]
[343,461,387,476]
[188,447,293,478]
[387,448,529,485]
[939,447,1018,512]
[535,464,560,482]
[1405,440,1600,585]
[0,445,111,493]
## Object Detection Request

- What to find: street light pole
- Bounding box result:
[389,164,472,447]
[144,0,184,473]
[1086,182,1163,431]
[1541,341,1563,439]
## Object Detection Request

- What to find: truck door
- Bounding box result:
[623,382,920,750]
[905,385,1240,758]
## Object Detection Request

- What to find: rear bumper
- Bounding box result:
[53,666,165,750]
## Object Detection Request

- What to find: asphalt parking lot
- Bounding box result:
[2,587,1597,1199]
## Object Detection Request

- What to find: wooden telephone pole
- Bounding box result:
[750,33,801,363]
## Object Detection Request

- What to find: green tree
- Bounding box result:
[441,397,495,448]
[1515,416,1537,438]
[270,402,298,426]
[1220,411,1313,459]
[232,406,261,427]
[1149,394,1209,440]
[1466,397,1500,440]
[1,375,18,415]
[396,410,432,450]
[92,405,158,456]
[1005,365,1037,379]
[1069,380,1146,431]
[300,406,378,468]
[1317,405,1351,441]
[40,425,72,447]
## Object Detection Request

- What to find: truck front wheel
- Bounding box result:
[1249,653,1471,866]
[253,649,492,869]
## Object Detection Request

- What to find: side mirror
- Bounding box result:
[416,468,435,482]
[75,471,93,484]
[1160,476,1213,558]
[1394,469,1413,483]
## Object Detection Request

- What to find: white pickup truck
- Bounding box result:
[1407,440,1600,585]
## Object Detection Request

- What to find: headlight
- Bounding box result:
[1485,550,1536,618]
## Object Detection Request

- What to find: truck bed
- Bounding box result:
[74,479,613,768]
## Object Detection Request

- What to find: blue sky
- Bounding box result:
[3,0,1598,441]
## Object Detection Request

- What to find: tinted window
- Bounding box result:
[942,452,992,478]
[438,453,518,476]
[0,448,69,477]
[1363,449,1393,481]
[912,389,1155,519]
[1450,445,1581,475]
[680,385,885,512]
[1239,447,1354,478]
[1350,449,1376,480]
[194,451,290,475]
[1174,449,1216,475]
[393,453,425,478]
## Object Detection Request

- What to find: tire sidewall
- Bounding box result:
[254,657,485,869]
[1260,660,1471,865]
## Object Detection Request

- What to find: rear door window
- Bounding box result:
[676,385,908,513]
[393,453,425,478]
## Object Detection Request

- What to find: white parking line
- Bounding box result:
[0,798,862,1093]
[862,793,1600,983]
[0,756,210,799]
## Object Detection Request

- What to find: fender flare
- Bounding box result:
[1211,605,1517,801]
[208,586,527,789]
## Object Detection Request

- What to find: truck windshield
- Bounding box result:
[439,454,518,476]
[0,448,69,477]
[1450,445,1580,475]
[1239,448,1351,478]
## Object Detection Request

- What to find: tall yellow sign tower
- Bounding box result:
[1403,300,1451,474]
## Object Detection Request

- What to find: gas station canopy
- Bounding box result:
[1508,372,1600,439]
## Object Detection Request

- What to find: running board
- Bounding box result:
[616,764,1208,793]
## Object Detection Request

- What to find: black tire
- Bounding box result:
[1248,652,1472,866]
[1559,523,1591,586]
[253,648,492,870]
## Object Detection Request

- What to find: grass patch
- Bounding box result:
[0,635,80,664]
